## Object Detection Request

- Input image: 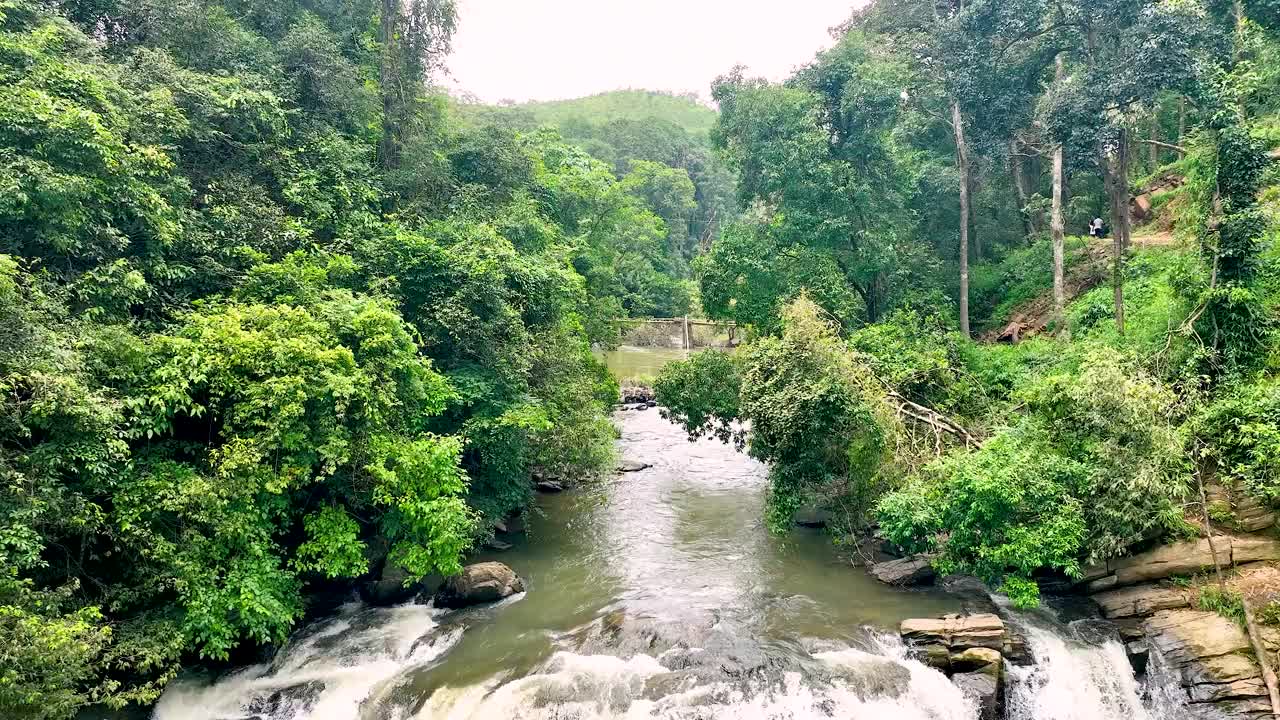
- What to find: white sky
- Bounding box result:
[445,0,866,103]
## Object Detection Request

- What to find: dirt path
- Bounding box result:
[980,231,1180,343]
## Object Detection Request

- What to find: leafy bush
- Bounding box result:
[1196,379,1280,502]
[659,297,895,529]
[877,349,1189,606]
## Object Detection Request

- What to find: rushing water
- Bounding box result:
[150,351,1186,720]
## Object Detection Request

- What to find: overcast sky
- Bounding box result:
[445,0,865,103]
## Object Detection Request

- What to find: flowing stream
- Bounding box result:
[151,350,1185,720]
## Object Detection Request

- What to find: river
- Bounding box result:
[150,348,1184,720]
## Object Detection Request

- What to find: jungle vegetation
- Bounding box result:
[657,0,1280,610]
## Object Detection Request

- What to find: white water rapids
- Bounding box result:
[149,408,1186,720]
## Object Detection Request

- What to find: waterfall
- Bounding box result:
[148,601,1191,720]
[1004,617,1186,720]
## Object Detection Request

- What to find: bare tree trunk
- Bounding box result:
[952,99,971,337]
[1011,138,1036,239]
[1149,115,1160,170]
[379,0,401,171]
[1051,56,1068,335]
[1178,95,1187,144]
[1102,129,1130,334]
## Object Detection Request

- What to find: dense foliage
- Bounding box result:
[657,0,1280,612]
[0,0,725,714]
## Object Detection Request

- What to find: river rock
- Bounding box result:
[901,613,1006,651]
[951,671,1001,720]
[950,647,1002,675]
[1140,608,1272,718]
[620,387,655,404]
[1092,584,1191,619]
[617,459,652,473]
[434,562,526,609]
[920,643,951,672]
[362,561,416,605]
[1126,638,1151,675]
[870,555,936,586]
[1003,626,1034,667]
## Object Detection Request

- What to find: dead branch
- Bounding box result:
[1135,138,1188,155]
[886,390,977,448]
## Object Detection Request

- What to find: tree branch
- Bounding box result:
[1134,139,1187,156]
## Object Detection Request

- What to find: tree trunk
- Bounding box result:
[1149,115,1160,170]
[1052,145,1067,332]
[379,0,401,171]
[1011,138,1036,239]
[952,99,971,337]
[1102,129,1130,334]
[1051,56,1067,334]
[1178,95,1187,144]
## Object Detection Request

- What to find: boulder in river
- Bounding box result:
[901,613,1008,720]
[434,562,526,609]
[952,670,1001,720]
[362,561,421,605]
[620,386,655,404]
[869,555,936,586]
[617,459,651,473]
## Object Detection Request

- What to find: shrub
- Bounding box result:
[877,349,1189,607]
[1196,379,1280,502]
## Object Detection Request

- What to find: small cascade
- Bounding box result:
[152,602,461,720]
[1004,617,1185,720]
[417,638,977,719]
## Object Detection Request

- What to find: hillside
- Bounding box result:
[455,89,719,138]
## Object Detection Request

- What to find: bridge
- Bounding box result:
[613,317,738,350]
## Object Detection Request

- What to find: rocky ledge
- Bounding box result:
[1079,535,1280,592]
[1082,532,1280,720]
[899,613,1031,719]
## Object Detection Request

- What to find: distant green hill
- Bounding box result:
[456,90,718,138]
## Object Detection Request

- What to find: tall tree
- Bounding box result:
[379,0,456,170]
[1046,0,1207,333]
[1050,54,1068,332]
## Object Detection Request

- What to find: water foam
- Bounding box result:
[1005,620,1185,720]
[415,639,975,720]
[152,602,459,720]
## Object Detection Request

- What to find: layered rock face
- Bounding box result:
[899,613,1030,720]
[1083,533,1280,720]
[1080,535,1280,592]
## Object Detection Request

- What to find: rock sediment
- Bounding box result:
[1081,535,1280,591]
[869,555,936,586]
[1081,532,1280,719]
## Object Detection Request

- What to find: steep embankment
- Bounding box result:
[981,232,1180,343]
